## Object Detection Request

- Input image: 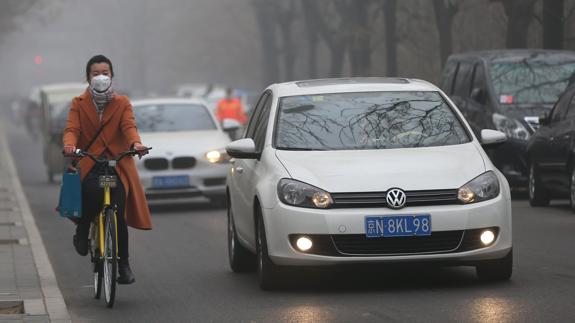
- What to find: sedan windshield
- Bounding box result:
[275,91,470,151]
[133,104,216,132]
[490,59,575,105]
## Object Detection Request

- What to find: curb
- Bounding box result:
[0,131,72,322]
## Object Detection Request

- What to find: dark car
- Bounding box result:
[527,82,575,209]
[440,50,575,187]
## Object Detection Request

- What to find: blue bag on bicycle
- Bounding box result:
[57,169,82,219]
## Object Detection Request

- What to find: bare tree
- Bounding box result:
[252,0,280,85]
[493,0,538,48]
[0,0,40,43]
[432,0,460,68]
[542,0,564,49]
[384,0,398,76]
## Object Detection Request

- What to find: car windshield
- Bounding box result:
[133,104,216,132]
[490,58,575,105]
[275,91,470,151]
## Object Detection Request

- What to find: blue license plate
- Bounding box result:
[152,175,190,188]
[365,215,431,238]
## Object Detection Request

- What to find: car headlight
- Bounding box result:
[277,179,333,209]
[458,171,500,204]
[492,113,530,140]
[205,149,230,163]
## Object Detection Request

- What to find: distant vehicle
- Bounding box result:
[132,98,236,205]
[440,50,575,187]
[36,83,87,182]
[527,82,575,209]
[225,78,512,290]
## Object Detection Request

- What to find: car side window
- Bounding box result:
[245,92,268,139]
[550,87,575,123]
[565,88,575,120]
[470,63,487,93]
[452,61,472,98]
[253,96,273,152]
[441,61,457,95]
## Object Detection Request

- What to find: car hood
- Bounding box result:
[274,143,486,192]
[140,130,230,156]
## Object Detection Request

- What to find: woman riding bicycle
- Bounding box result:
[63,55,151,285]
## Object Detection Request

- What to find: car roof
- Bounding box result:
[448,49,575,63]
[269,77,440,97]
[131,97,208,107]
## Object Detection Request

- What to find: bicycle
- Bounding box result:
[68,148,151,308]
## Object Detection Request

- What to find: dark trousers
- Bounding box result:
[78,167,129,260]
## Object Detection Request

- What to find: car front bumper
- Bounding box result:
[262,194,512,266]
[139,165,228,203]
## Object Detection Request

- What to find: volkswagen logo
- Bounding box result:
[386,188,406,209]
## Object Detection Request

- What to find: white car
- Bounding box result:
[132,98,232,205]
[225,78,513,289]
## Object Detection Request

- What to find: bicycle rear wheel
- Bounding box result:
[103,208,117,308]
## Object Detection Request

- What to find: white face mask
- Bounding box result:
[90,74,112,93]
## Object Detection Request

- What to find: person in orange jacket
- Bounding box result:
[215,88,247,124]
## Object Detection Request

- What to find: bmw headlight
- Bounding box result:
[205,149,230,164]
[492,113,530,140]
[278,179,333,209]
[458,171,500,204]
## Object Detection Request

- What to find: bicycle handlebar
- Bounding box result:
[64,147,152,164]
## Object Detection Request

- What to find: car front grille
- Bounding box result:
[172,157,196,169]
[330,189,459,208]
[289,227,498,257]
[144,158,169,171]
[332,230,463,255]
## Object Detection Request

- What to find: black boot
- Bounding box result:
[73,223,90,256]
[117,259,135,285]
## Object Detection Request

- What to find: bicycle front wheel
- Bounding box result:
[103,208,117,308]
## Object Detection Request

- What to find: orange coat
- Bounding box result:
[63,89,152,230]
[215,98,247,124]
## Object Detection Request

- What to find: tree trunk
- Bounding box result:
[252,0,280,85]
[329,43,347,77]
[384,0,398,76]
[501,0,538,48]
[277,1,296,81]
[347,1,372,76]
[432,0,457,68]
[302,1,348,78]
[543,0,564,49]
[301,0,318,78]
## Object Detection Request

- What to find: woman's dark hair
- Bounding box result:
[85,55,114,81]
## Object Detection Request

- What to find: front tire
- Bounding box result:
[93,257,103,299]
[476,249,513,282]
[103,208,117,308]
[228,203,255,272]
[256,210,282,290]
[529,164,550,207]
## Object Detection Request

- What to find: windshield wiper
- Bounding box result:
[276,147,325,151]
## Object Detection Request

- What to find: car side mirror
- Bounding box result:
[539,112,550,126]
[226,138,260,159]
[222,118,241,131]
[470,88,486,105]
[480,129,507,148]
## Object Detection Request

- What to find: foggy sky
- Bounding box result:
[0,0,264,98]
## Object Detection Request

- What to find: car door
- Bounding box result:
[467,62,492,135]
[451,61,474,134]
[536,87,575,189]
[230,91,271,241]
[553,90,575,189]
